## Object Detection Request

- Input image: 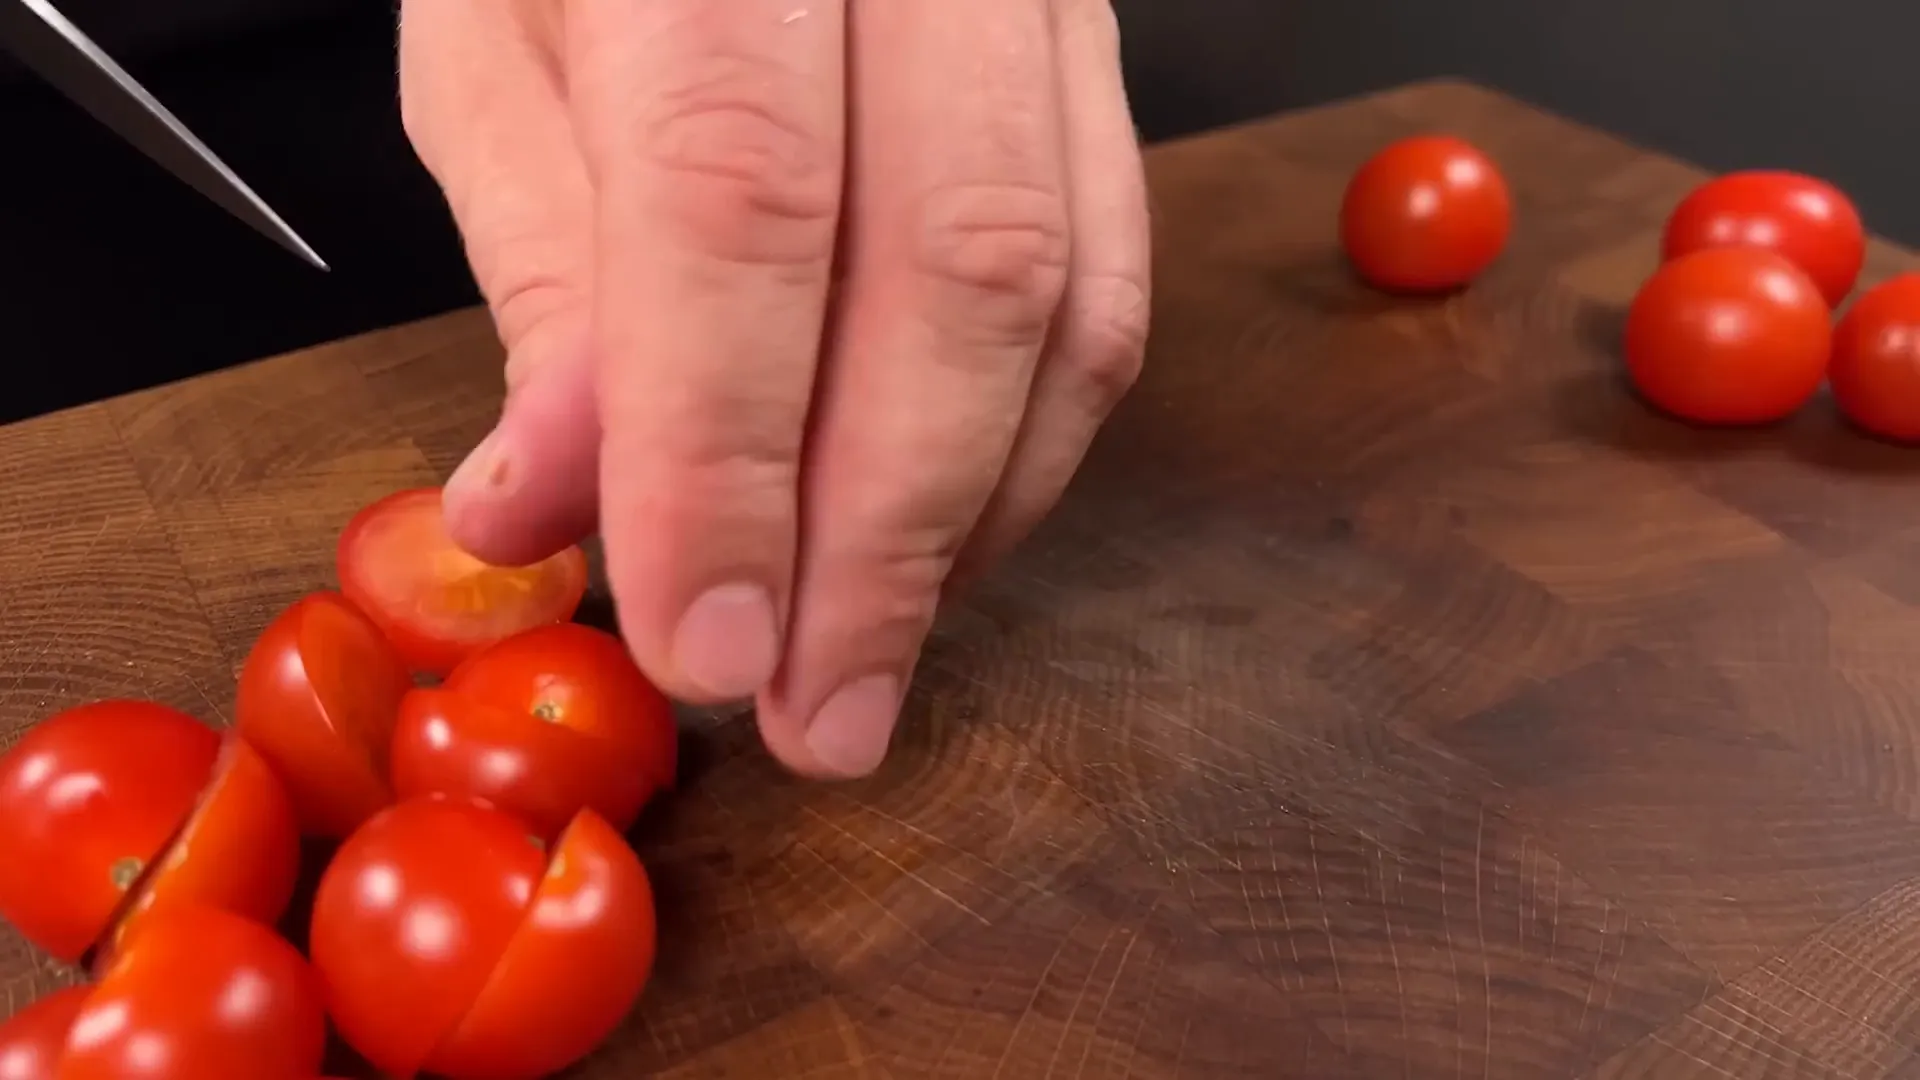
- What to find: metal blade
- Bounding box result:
[0,0,327,269]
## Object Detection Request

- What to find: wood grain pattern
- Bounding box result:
[5,78,1920,1077]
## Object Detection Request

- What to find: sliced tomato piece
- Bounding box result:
[0,984,89,1080]
[390,623,677,839]
[94,734,302,970]
[0,700,220,962]
[426,808,657,1080]
[337,487,590,676]
[236,592,412,838]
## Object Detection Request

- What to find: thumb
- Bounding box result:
[400,0,599,565]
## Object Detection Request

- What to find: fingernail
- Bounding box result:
[446,426,514,501]
[804,674,900,778]
[671,583,781,698]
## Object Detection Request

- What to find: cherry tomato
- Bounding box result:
[1340,134,1512,292]
[1662,170,1865,307]
[236,592,412,838]
[96,734,302,970]
[0,700,219,962]
[1624,246,1832,426]
[1829,272,1920,442]
[58,905,327,1080]
[337,487,590,676]
[0,985,88,1080]
[390,623,677,839]
[311,797,656,1080]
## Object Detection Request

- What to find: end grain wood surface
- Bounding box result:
[6,79,1920,1079]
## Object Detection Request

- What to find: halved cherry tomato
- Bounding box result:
[0,984,89,1080]
[391,623,677,839]
[58,905,327,1080]
[1624,246,1832,425]
[311,797,656,1080]
[95,734,302,971]
[1340,134,1512,292]
[1829,272,1920,442]
[337,487,590,676]
[236,591,413,837]
[1662,170,1865,307]
[0,700,219,962]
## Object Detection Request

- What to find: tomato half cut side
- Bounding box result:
[0,984,90,1080]
[426,808,658,1080]
[0,700,220,962]
[93,734,303,971]
[236,591,412,838]
[337,487,590,676]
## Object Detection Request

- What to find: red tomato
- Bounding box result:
[58,905,327,1080]
[390,624,677,839]
[236,592,413,838]
[1624,246,1833,425]
[1662,170,1865,307]
[1829,272,1920,442]
[311,797,656,1080]
[1340,134,1512,292]
[0,985,88,1080]
[337,487,590,676]
[96,734,302,970]
[0,701,219,962]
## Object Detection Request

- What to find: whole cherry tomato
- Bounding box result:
[236,591,413,837]
[1662,170,1865,307]
[95,734,302,971]
[1829,272,1920,442]
[1340,134,1512,292]
[0,700,219,962]
[311,797,656,1080]
[390,623,677,839]
[337,487,589,676]
[0,985,89,1080]
[1624,246,1832,425]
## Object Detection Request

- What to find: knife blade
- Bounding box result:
[0,0,327,269]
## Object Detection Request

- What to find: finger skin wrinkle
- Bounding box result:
[911,180,1073,345]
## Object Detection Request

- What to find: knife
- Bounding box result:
[0,0,327,269]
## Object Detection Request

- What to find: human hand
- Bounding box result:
[398,0,1151,779]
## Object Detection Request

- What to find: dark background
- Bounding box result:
[0,0,1910,424]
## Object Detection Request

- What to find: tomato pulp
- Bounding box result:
[1662,170,1865,307]
[1624,246,1833,426]
[311,797,657,1080]
[236,591,413,837]
[391,623,678,839]
[1830,272,1920,442]
[1340,134,1512,292]
[337,487,590,676]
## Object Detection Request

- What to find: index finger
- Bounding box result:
[565,0,846,702]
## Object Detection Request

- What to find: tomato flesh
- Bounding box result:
[1624,246,1832,426]
[236,591,412,838]
[1829,272,1920,442]
[1662,170,1865,307]
[0,984,89,1080]
[1340,134,1512,292]
[391,623,678,838]
[337,487,589,676]
[0,700,219,962]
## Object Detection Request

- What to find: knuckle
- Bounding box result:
[1063,272,1151,406]
[912,182,1072,341]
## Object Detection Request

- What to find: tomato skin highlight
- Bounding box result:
[97,734,303,968]
[1662,170,1865,307]
[390,623,678,839]
[309,796,547,1080]
[0,985,88,1080]
[236,592,412,838]
[59,905,328,1080]
[1624,246,1833,426]
[337,487,590,677]
[426,809,658,1080]
[1340,134,1512,292]
[1829,272,1920,443]
[0,700,219,962]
